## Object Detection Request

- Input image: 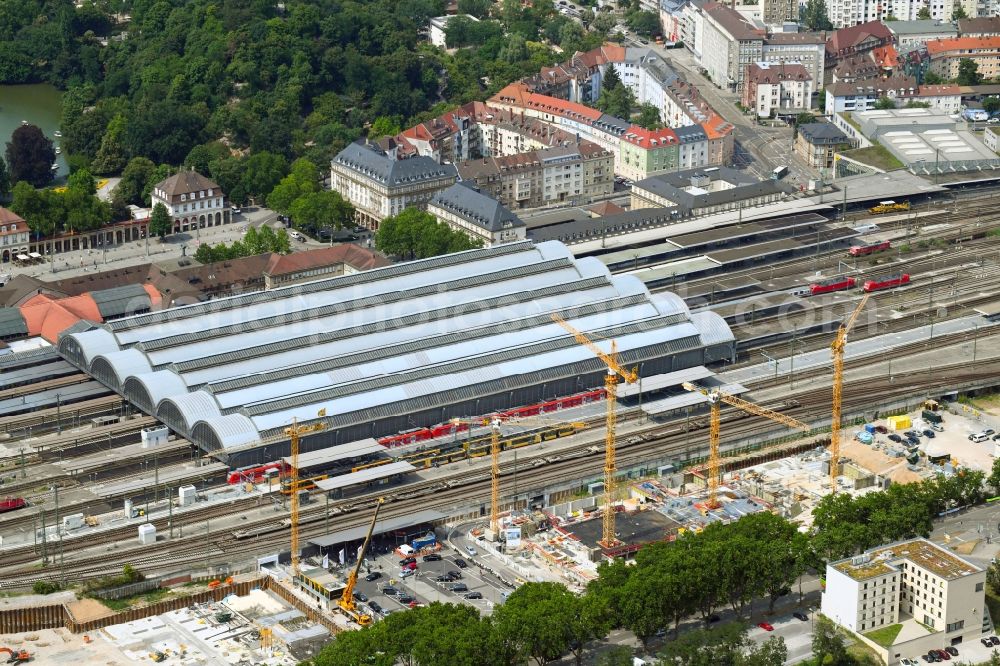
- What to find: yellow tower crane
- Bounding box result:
[284,413,327,576]
[338,497,384,626]
[830,293,871,490]
[681,382,811,507]
[552,314,637,549]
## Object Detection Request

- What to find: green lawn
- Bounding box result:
[864,623,903,648]
[838,145,904,171]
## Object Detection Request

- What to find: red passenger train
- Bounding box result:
[0,498,26,514]
[809,277,857,296]
[376,389,606,448]
[849,241,891,257]
[863,274,910,292]
[227,461,288,485]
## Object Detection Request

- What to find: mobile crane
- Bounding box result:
[681,383,811,508]
[338,497,384,626]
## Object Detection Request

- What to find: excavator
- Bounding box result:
[337,497,384,626]
[0,647,31,664]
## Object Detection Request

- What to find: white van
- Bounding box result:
[969,432,990,443]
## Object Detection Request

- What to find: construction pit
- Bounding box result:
[0,588,328,666]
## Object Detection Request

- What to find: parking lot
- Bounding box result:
[347,537,515,620]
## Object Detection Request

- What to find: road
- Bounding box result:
[632,40,820,187]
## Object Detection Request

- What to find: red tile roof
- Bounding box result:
[827,21,893,54]
[263,245,390,277]
[0,207,24,226]
[621,125,679,148]
[926,36,1000,54]
[916,84,961,96]
[745,62,812,84]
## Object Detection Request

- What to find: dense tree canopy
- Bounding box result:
[193,225,291,263]
[375,208,482,259]
[957,58,982,86]
[0,0,583,174]
[10,177,110,238]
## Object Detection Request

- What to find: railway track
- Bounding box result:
[5,359,999,586]
[0,394,125,435]
[0,373,90,401]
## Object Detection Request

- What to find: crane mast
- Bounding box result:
[551,314,637,549]
[830,293,871,490]
[338,497,383,626]
[284,415,326,577]
[682,382,811,507]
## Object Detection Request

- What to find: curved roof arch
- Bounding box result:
[191,414,260,452]
[123,371,189,414]
[91,348,153,391]
[609,273,651,299]
[157,391,223,434]
[650,291,691,318]
[59,327,121,368]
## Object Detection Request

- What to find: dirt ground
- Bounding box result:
[65,598,113,624]
[0,628,132,666]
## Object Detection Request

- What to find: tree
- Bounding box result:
[917,5,931,18]
[369,116,403,140]
[565,593,613,665]
[68,167,97,196]
[591,11,617,35]
[989,458,1000,496]
[184,141,231,176]
[951,4,968,20]
[635,103,662,130]
[924,71,945,84]
[492,582,576,665]
[800,0,833,30]
[149,202,172,238]
[5,124,56,188]
[375,207,480,259]
[812,615,850,665]
[0,155,9,199]
[10,181,55,238]
[118,157,156,206]
[625,10,660,37]
[90,113,128,175]
[957,58,982,86]
[883,12,898,20]
[984,97,1000,114]
[289,191,355,233]
[596,64,635,119]
[874,96,897,110]
[267,158,320,214]
[795,112,816,126]
[458,0,492,18]
[595,646,633,666]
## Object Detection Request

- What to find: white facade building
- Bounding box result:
[428,15,480,48]
[149,170,229,234]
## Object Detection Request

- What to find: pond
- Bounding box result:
[0,83,67,180]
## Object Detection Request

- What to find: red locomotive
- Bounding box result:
[863,274,910,292]
[849,241,891,257]
[0,498,26,514]
[809,277,857,296]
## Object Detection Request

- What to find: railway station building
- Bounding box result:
[56,240,735,466]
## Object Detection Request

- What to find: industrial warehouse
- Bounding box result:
[55,240,735,465]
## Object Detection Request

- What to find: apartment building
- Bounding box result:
[821,539,986,663]
[701,2,766,92]
[428,14,479,48]
[886,19,958,50]
[455,142,613,210]
[958,17,1000,38]
[825,76,918,112]
[742,62,814,117]
[928,0,978,22]
[618,126,681,181]
[763,32,827,89]
[825,22,894,77]
[927,37,1000,80]
[794,122,852,168]
[427,183,525,246]
[330,142,457,230]
[149,170,229,235]
[762,0,797,25]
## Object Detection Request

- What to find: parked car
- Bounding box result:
[435,575,451,582]
[705,614,721,624]
[792,611,808,622]
[899,659,917,666]
[382,586,398,595]
[464,592,483,599]
[757,622,774,632]
[402,562,418,571]
[398,595,414,604]
[355,592,368,603]
[931,423,944,432]
[400,569,416,578]
[923,429,936,438]
[904,430,921,439]
[991,636,1000,646]
[970,433,990,443]
[874,425,888,434]
[423,553,442,562]
[450,583,469,592]
[454,558,468,568]
[944,647,958,656]
[888,433,903,443]
[399,556,416,566]
[465,545,477,557]
[934,649,951,660]
[366,571,382,582]
[446,571,462,580]
[992,433,1000,441]
[981,638,993,647]
[230,205,241,215]
[985,428,996,436]
[906,437,920,446]
[368,601,383,613]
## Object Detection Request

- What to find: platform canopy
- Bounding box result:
[313,460,417,492]
[309,508,444,548]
